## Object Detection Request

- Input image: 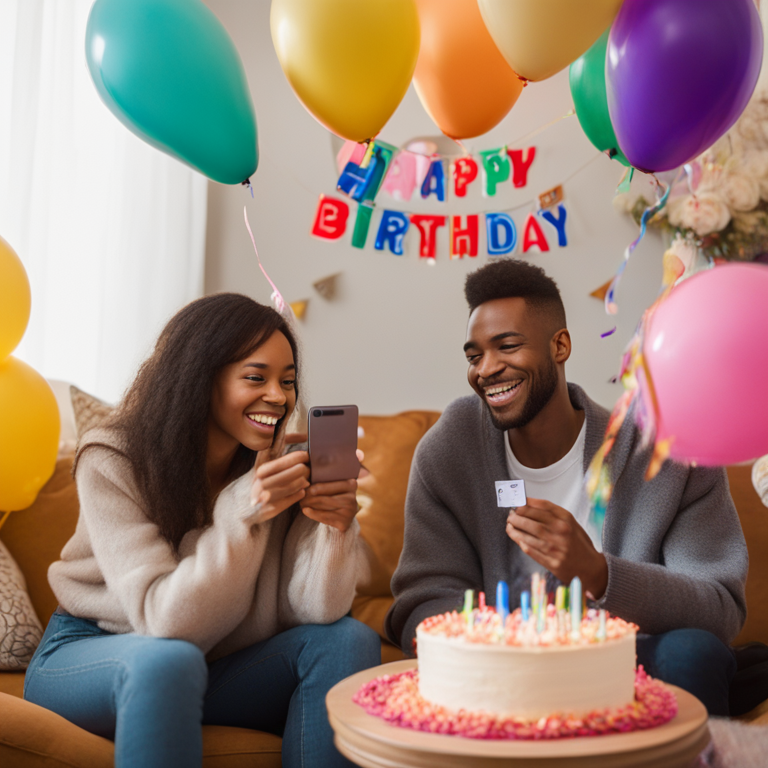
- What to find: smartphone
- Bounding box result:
[307,405,360,484]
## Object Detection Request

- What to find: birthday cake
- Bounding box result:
[354,576,678,739]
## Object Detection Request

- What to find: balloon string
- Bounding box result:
[604,182,672,316]
[0,510,11,533]
[243,206,286,314]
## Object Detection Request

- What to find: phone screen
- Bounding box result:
[307,405,360,484]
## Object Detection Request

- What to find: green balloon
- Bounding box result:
[569,30,629,167]
[86,0,258,185]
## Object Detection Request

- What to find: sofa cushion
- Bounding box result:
[352,411,440,639]
[729,464,768,646]
[0,693,282,768]
[0,672,24,698]
[0,455,79,627]
[0,540,42,669]
[69,386,113,437]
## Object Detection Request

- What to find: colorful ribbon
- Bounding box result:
[243,206,287,314]
[604,182,672,316]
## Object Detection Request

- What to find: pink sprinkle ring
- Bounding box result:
[354,667,677,740]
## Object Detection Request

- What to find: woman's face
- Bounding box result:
[209,330,297,454]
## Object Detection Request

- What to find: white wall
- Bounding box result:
[203,0,665,414]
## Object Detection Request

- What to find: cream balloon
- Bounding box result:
[271,0,420,142]
[477,0,624,82]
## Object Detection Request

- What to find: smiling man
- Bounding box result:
[385,258,748,716]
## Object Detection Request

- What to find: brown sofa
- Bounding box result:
[1,409,767,765]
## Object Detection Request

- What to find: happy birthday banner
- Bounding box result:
[310,139,570,259]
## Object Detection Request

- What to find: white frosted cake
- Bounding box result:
[354,580,677,739]
[416,606,637,720]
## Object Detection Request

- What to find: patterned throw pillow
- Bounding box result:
[0,539,43,670]
[70,385,114,437]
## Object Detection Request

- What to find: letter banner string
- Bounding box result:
[310,151,604,260]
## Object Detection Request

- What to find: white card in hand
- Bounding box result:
[495,479,526,508]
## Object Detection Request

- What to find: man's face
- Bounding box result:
[464,297,560,431]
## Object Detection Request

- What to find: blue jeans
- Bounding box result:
[24,610,380,768]
[637,628,736,716]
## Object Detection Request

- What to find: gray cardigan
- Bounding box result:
[385,384,748,652]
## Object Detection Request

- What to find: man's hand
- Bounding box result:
[300,449,366,532]
[505,497,608,599]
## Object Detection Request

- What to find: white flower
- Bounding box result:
[746,91,768,121]
[667,192,731,236]
[720,172,760,212]
[737,114,768,148]
[737,149,768,180]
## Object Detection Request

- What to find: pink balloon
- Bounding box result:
[643,263,768,466]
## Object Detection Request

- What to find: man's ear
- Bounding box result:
[552,328,572,364]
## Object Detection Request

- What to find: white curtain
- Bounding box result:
[0,0,208,402]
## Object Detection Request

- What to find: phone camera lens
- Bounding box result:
[313,409,323,418]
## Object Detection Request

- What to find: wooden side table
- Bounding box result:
[327,660,710,768]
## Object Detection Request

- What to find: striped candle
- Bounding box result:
[531,573,541,617]
[463,589,474,626]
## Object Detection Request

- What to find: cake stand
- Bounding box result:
[326,660,710,768]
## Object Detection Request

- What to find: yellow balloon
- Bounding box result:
[0,236,31,361]
[0,357,60,512]
[478,0,624,82]
[271,0,420,142]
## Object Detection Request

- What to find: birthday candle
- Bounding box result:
[570,577,582,640]
[463,589,474,626]
[478,591,486,611]
[521,590,531,622]
[597,609,607,642]
[555,585,566,637]
[531,574,540,618]
[536,596,546,634]
[496,581,509,625]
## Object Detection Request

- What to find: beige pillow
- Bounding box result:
[0,539,43,670]
[70,385,114,438]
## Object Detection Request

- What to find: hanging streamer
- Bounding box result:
[604,182,672,315]
[586,248,687,536]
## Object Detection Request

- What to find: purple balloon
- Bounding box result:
[607,0,763,173]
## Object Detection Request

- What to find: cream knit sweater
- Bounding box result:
[48,429,368,661]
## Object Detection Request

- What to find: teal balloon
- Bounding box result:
[569,30,629,167]
[86,0,258,185]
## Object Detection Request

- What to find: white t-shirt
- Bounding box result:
[504,421,602,551]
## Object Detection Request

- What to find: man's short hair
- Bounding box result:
[464,258,567,331]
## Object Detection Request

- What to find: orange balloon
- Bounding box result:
[413,0,524,140]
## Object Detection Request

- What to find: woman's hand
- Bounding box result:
[249,432,310,524]
[299,449,366,533]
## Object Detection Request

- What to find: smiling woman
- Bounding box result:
[22,292,379,768]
